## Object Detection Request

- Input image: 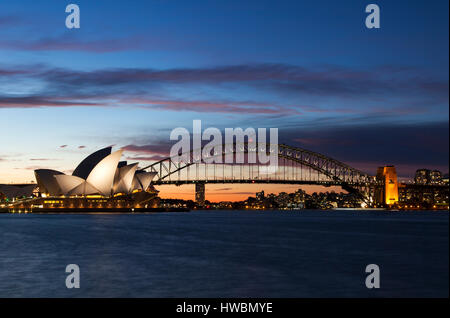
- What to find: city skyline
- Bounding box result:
[1,0,449,202]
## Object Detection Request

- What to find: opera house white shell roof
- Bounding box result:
[34,147,157,197]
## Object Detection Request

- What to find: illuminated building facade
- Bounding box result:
[398,183,449,210]
[376,166,399,206]
[443,174,450,185]
[414,169,430,185]
[9,147,159,212]
[34,147,157,197]
[429,170,443,185]
[414,169,445,185]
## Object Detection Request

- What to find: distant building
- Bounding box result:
[414,169,444,185]
[275,192,290,208]
[398,183,449,209]
[195,183,205,206]
[0,184,37,200]
[375,166,399,206]
[293,189,305,204]
[443,174,449,185]
[415,169,430,185]
[398,170,448,209]
[429,170,443,185]
[256,190,265,201]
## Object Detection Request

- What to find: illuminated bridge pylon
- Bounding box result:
[141,143,379,204]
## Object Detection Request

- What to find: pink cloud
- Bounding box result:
[123,144,170,157]
[125,97,300,115]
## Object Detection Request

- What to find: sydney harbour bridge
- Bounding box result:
[142,143,380,205]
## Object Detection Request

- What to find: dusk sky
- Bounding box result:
[0,0,448,201]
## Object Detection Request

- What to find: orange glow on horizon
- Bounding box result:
[156,184,345,202]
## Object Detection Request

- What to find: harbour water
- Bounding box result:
[0,210,448,297]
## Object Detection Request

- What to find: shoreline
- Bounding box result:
[1,207,190,214]
[1,207,448,214]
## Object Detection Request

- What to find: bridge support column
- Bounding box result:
[195,182,206,207]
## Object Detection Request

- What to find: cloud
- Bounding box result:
[0,93,297,115]
[214,187,233,191]
[122,143,173,164]
[285,121,449,177]
[1,63,447,116]
[22,165,45,170]
[0,34,179,53]
[126,155,168,162]
[0,15,21,27]
[29,158,55,161]
[128,98,299,115]
[123,143,171,157]
[32,64,448,101]
[0,96,103,108]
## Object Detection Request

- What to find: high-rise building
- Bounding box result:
[195,182,205,206]
[429,170,443,185]
[415,169,430,185]
[414,169,443,185]
[376,166,399,206]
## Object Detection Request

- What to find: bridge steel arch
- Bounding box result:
[141,143,379,203]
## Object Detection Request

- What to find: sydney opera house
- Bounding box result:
[9,147,160,212]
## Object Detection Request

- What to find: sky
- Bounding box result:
[0,0,448,201]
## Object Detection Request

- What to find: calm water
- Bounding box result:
[0,210,448,298]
